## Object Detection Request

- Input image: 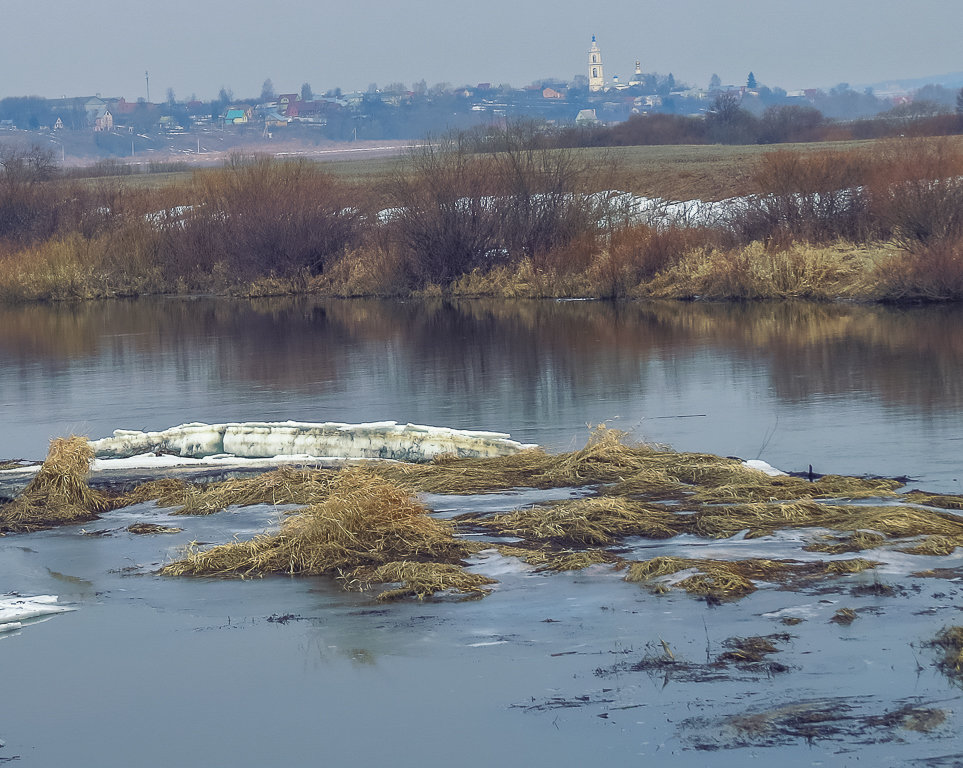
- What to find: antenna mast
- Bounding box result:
[145,70,150,103]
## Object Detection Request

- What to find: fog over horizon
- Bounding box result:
[3,0,963,101]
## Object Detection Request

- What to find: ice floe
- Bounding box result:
[0,594,73,633]
[88,421,535,464]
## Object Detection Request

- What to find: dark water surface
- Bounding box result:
[2,297,961,489]
[3,297,963,767]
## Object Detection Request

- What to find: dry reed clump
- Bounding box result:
[112,467,337,515]
[127,523,183,535]
[162,469,472,583]
[640,242,872,301]
[692,473,902,504]
[341,561,497,601]
[897,536,959,557]
[830,608,859,626]
[928,627,963,683]
[904,491,963,511]
[717,635,788,665]
[683,501,963,546]
[804,531,887,554]
[476,497,677,546]
[0,436,109,532]
[492,544,622,572]
[624,555,878,600]
[370,426,671,494]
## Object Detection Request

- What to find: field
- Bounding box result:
[2,130,963,302]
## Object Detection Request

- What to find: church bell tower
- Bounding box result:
[588,35,605,92]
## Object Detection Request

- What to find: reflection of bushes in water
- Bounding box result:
[2,297,963,415]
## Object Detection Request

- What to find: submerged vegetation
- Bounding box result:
[3,130,963,303]
[5,427,963,602]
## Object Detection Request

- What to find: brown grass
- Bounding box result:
[928,626,963,682]
[112,467,337,515]
[162,469,471,579]
[0,436,109,532]
[624,555,877,600]
[341,561,497,601]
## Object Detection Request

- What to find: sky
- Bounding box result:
[3,0,963,101]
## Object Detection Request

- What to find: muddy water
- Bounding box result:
[3,297,963,766]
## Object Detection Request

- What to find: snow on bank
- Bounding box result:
[743,459,788,477]
[88,421,535,464]
[0,595,73,634]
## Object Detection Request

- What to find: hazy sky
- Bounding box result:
[3,0,962,100]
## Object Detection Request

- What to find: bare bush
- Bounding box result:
[734,149,874,244]
[166,156,363,283]
[867,139,963,248]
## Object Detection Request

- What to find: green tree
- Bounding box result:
[260,79,276,102]
[747,72,758,89]
[709,73,721,89]
[300,82,313,102]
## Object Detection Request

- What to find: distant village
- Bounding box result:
[1,36,959,156]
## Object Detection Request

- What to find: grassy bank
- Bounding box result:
[2,132,963,303]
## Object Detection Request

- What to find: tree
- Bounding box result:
[260,78,276,102]
[747,72,757,89]
[300,82,313,102]
[706,91,758,143]
[956,87,963,116]
[709,73,722,89]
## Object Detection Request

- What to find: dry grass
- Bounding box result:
[928,626,963,682]
[112,467,337,515]
[830,607,858,625]
[804,531,887,554]
[477,497,677,546]
[341,561,497,601]
[0,436,109,532]
[162,469,471,580]
[897,536,959,556]
[127,523,183,534]
[624,555,877,600]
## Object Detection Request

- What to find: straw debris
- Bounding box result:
[127,523,183,534]
[162,469,472,583]
[476,496,677,546]
[112,467,337,515]
[830,608,858,625]
[897,535,959,556]
[624,556,877,600]
[928,626,963,683]
[804,531,886,554]
[0,436,109,532]
[341,561,497,601]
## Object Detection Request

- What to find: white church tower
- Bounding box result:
[588,35,605,92]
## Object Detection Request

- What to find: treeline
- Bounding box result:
[2,127,963,302]
[556,100,963,147]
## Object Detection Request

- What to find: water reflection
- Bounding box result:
[1,297,961,487]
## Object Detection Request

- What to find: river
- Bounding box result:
[2,297,962,766]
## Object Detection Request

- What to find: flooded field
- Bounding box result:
[2,297,963,766]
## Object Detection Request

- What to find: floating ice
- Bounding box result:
[743,459,788,477]
[88,421,535,463]
[0,595,73,626]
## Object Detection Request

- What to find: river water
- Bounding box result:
[2,297,962,489]
[2,297,963,766]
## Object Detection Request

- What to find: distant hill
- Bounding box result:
[863,71,963,93]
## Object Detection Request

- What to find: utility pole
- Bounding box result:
[145,70,150,103]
